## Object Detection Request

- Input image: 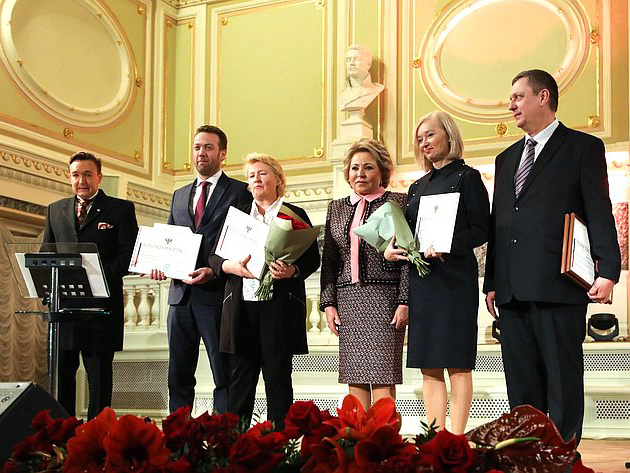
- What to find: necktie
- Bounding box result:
[514,138,537,198]
[76,198,92,227]
[194,181,209,228]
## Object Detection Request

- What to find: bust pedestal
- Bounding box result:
[330,108,374,199]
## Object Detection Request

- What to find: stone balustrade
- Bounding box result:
[122,275,169,330]
[121,272,337,343]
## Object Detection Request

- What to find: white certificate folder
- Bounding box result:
[129,224,202,280]
[561,213,596,291]
[215,206,270,279]
[414,192,460,253]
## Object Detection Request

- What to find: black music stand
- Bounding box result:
[4,243,110,401]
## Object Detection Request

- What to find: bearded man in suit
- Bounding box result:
[484,70,620,465]
[43,151,138,419]
[150,125,251,413]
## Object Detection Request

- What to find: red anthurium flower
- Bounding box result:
[228,434,285,473]
[64,408,117,473]
[417,430,475,473]
[354,425,417,468]
[326,395,401,441]
[466,405,577,473]
[103,414,171,473]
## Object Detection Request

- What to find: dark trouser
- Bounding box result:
[498,300,587,445]
[57,349,114,420]
[228,301,293,429]
[167,302,229,413]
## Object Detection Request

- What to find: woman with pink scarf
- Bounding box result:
[319,138,409,410]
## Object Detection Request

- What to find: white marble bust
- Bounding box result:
[339,44,384,112]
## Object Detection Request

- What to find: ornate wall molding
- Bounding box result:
[0,160,72,196]
[0,195,46,216]
[130,201,170,221]
[417,0,591,123]
[126,183,172,211]
[285,183,333,201]
[0,0,138,128]
[0,148,70,182]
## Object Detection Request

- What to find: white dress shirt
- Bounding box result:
[242,197,284,302]
[192,170,223,210]
[521,118,559,164]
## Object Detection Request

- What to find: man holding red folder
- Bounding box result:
[483,70,620,462]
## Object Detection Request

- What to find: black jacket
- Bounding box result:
[209,201,320,355]
[166,173,251,306]
[42,189,138,351]
[483,122,620,306]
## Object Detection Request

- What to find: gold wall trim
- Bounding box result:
[397,0,611,161]
[160,15,195,174]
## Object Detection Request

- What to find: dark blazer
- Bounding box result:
[319,191,409,311]
[42,189,138,351]
[208,201,321,356]
[167,172,251,306]
[483,122,620,306]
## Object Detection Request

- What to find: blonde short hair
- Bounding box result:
[244,153,287,198]
[342,138,394,188]
[413,110,464,172]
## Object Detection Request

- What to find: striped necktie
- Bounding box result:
[514,138,537,198]
[76,198,92,227]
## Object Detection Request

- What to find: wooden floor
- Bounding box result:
[580,440,630,473]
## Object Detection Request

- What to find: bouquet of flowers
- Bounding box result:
[2,395,580,473]
[254,205,320,301]
[353,201,430,277]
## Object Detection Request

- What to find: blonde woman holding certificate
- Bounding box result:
[208,153,320,429]
[385,111,489,434]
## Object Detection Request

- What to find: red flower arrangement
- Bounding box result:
[277,213,311,231]
[1,396,579,473]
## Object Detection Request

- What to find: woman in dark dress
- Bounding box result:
[386,110,490,433]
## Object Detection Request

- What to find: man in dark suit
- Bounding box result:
[151,125,251,413]
[484,70,620,457]
[43,151,138,419]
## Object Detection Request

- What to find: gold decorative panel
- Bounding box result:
[0,0,150,173]
[211,0,327,169]
[0,0,137,127]
[161,15,195,175]
[398,0,609,160]
[418,0,590,123]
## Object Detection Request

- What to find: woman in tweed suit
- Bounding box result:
[319,138,409,410]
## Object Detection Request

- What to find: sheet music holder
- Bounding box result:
[561,213,597,291]
[4,242,110,400]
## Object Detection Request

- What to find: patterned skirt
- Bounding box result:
[336,283,405,384]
